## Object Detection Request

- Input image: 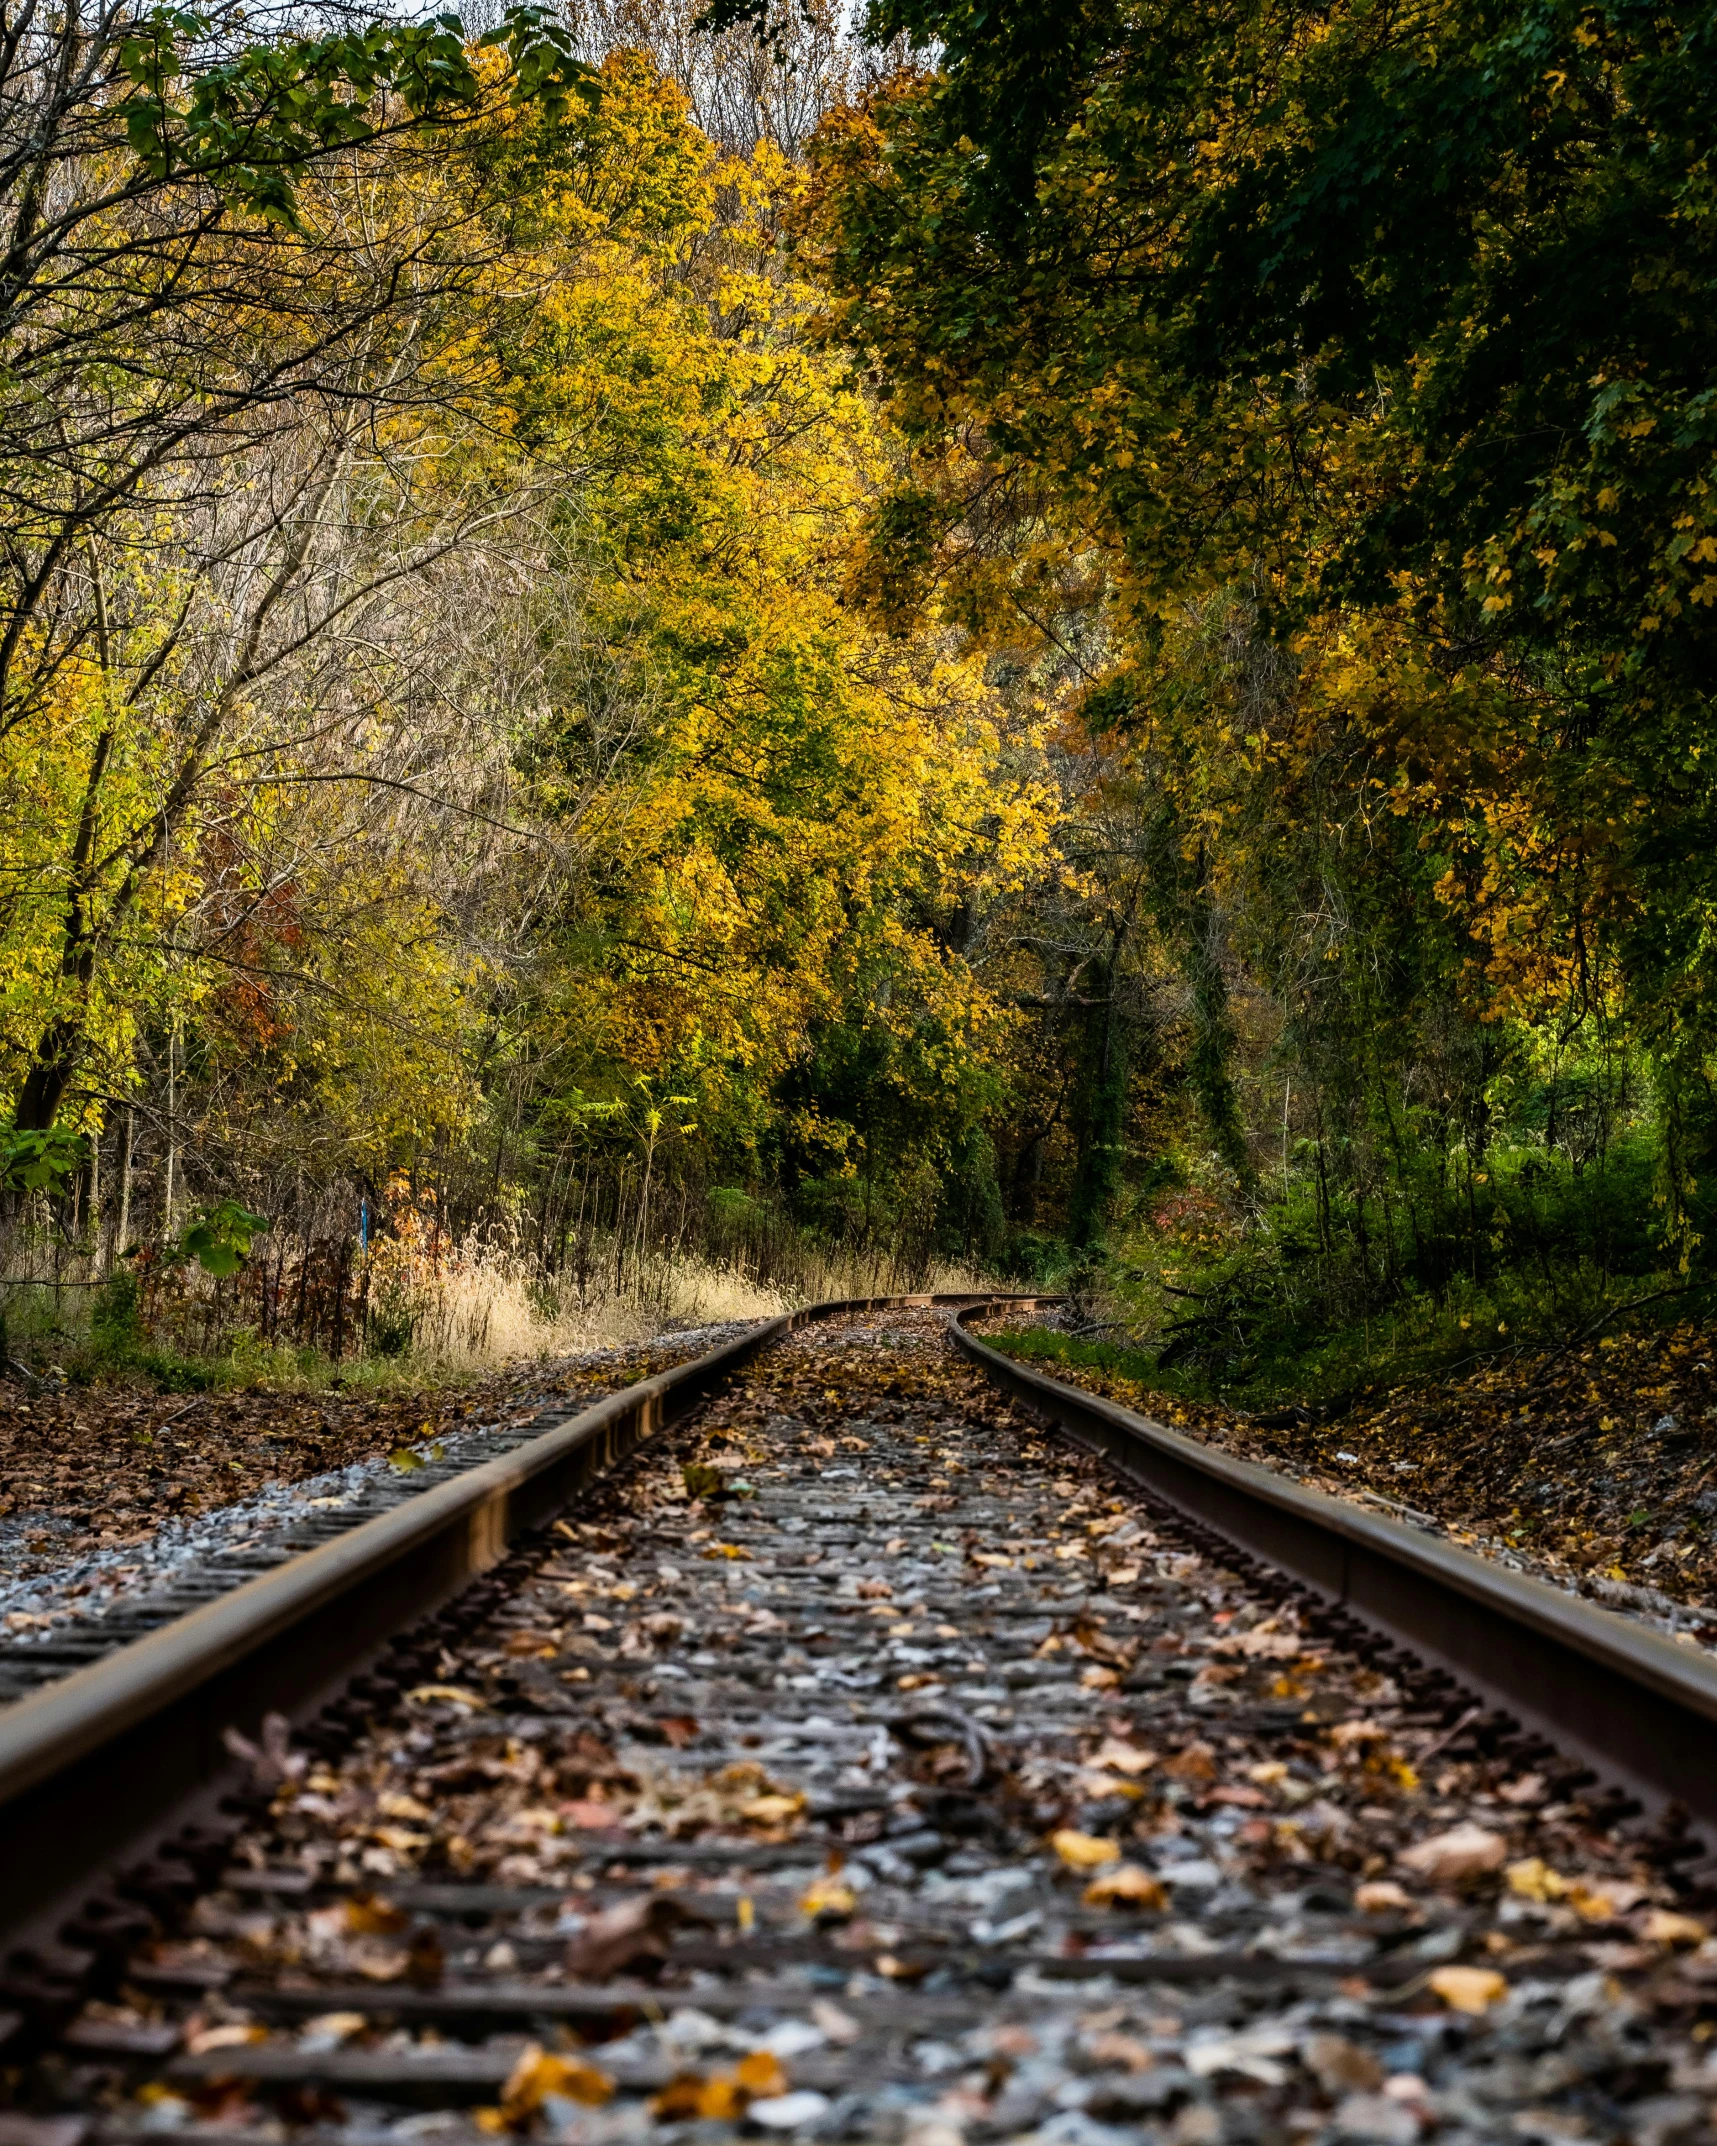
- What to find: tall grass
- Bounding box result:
[0,1212,996,1391]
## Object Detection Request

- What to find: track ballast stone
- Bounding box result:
[14,1308,1717,2146]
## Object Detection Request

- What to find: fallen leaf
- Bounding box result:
[1052,1829,1121,1871]
[1082,2031,1154,2072]
[1354,1880,1413,1914]
[1428,1965,1508,2014]
[1232,1625,1303,1659]
[501,2045,613,2120]
[560,1798,623,1829]
[299,2013,367,2049]
[1567,1877,1647,1922]
[185,2024,268,2055]
[735,2052,788,2097]
[371,1825,428,1854]
[741,1792,805,1826]
[1163,1743,1219,1784]
[344,1894,408,1935]
[1398,1822,1508,1884]
[1505,1856,1565,1902]
[650,2073,715,2122]
[1084,1863,1168,1910]
[376,1792,432,1822]
[810,1999,860,2046]
[405,1685,487,1711]
[799,1876,858,1919]
[564,1896,693,1980]
[1301,2032,1383,2093]
[1642,1908,1708,1946]
[503,1630,558,1658]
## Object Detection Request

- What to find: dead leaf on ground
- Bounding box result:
[1301,2033,1383,2094]
[1089,1736,1157,1775]
[1428,1965,1508,2014]
[1084,1864,1168,1910]
[563,1896,693,1980]
[343,1894,408,1936]
[1082,2031,1155,2072]
[1642,1908,1709,1946]
[1052,1829,1121,1871]
[799,1876,857,1920]
[1398,1822,1508,1883]
[1163,1742,1219,1784]
[500,2045,613,2120]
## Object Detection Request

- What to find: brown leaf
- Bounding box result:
[1301,2033,1383,2094]
[343,1894,408,1936]
[564,1895,693,1981]
[1398,1822,1508,1884]
[1163,1742,1219,1785]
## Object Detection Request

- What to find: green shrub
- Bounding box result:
[89,1270,143,1356]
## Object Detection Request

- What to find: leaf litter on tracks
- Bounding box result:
[1012,1319,1717,1649]
[50,1307,1717,2146]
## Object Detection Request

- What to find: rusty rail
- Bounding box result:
[951,1305,1717,1837]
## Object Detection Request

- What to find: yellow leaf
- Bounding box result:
[799,1876,857,1919]
[740,1792,804,1825]
[1643,1908,1708,1947]
[1052,1828,1121,1870]
[1429,1966,1508,2014]
[1084,1863,1168,1909]
[502,2044,614,2119]
[406,1685,487,1711]
[1505,1857,1565,1903]
[735,2052,788,2097]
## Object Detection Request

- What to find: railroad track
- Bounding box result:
[3,1296,1717,2146]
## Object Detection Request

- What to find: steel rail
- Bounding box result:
[950,1305,1717,1838]
[0,1293,1044,1945]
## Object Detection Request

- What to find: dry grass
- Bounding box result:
[0,1211,998,1391]
[404,1238,998,1370]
